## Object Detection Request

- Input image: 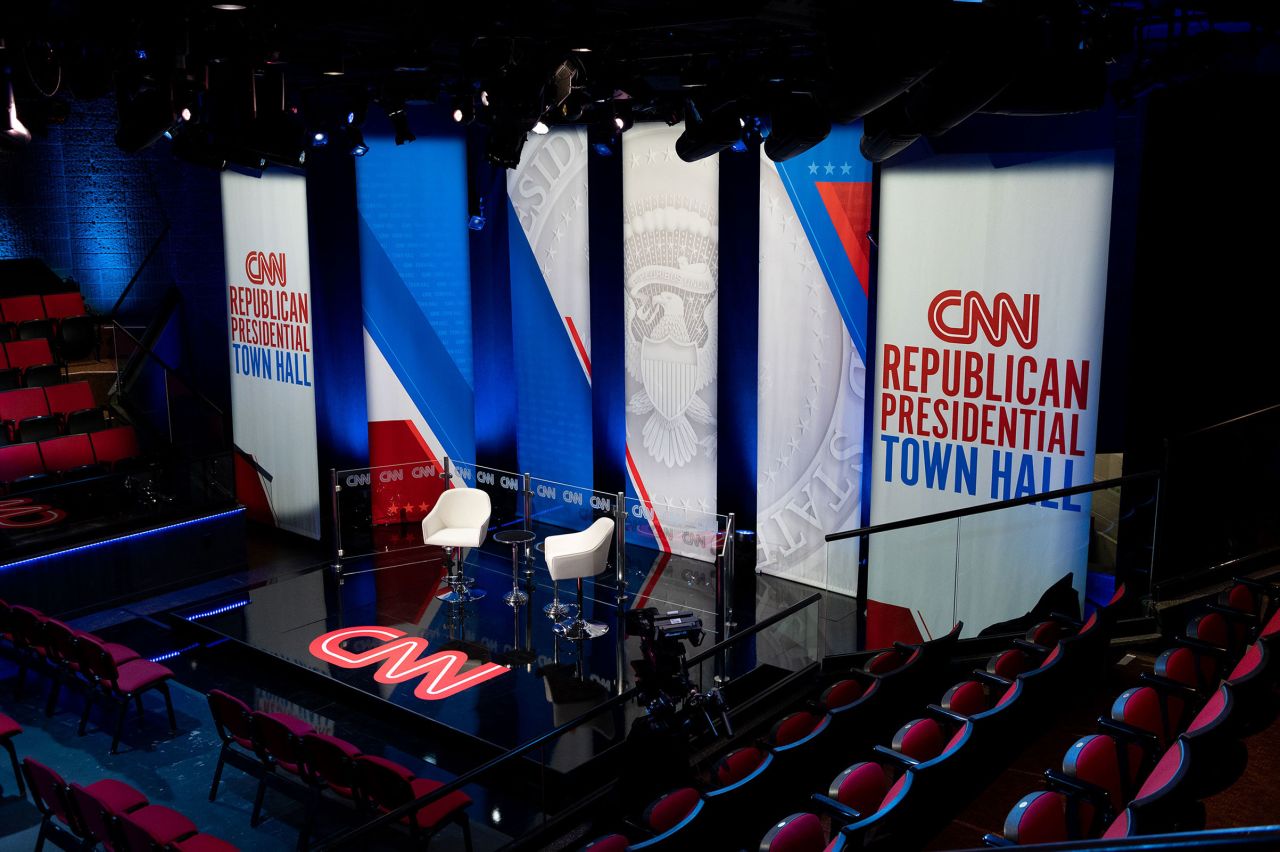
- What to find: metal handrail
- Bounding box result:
[316,592,823,849]
[824,471,1160,543]
[1171,402,1280,442]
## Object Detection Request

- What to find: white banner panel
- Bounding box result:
[222,169,321,539]
[622,124,719,555]
[870,153,1114,642]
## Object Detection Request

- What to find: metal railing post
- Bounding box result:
[615,491,627,602]
[523,472,532,530]
[329,468,344,571]
[442,456,452,485]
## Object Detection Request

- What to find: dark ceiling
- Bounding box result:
[2,1,1278,167]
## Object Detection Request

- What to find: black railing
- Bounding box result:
[315,592,823,850]
[955,824,1280,851]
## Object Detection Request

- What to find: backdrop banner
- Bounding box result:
[506,129,593,491]
[221,169,321,539]
[621,124,720,558]
[757,123,873,595]
[869,152,1115,644]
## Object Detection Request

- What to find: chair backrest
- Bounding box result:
[23,758,81,833]
[5,338,54,369]
[115,808,164,852]
[302,732,363,798]
[90,426,140,466]
[1111,686,1176,749]
[10,604,46,648]
[42,293,87,320]
[45,381,95,415]
[760,812,826,852]
[250,712,308,773]
[890,718,947,762]
[68,782,118,848]
[42,618,80,667]
[770,711,824,748]
[1,296,45,324]
[711,746,768,787]
[941,680,991,716]
[0,387,48,422]
[643,786,701,834]
[987,648,1034,680]
[820,678,865,711]
[435,487,492,528]
[40,434,96,473]
[829,761,891,815]
[1002,790,1096,845]
[76,634,121,685]
[353,754,416,812]
[1155,646,1219,693]
[1063,734,1145,813]
[545,517,615,581]
[207,689,254,748]
[58,316,97,361]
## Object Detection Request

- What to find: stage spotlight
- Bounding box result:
[485,123,526,168]
[452,94,475,125]
[348,128,368,156]
[468,195,487,231]
[389,107,416,145]
[764,93,830,162]
[115,63,176,154]
[675,102,742,163]
[311,131,328,146]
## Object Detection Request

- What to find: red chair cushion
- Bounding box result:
[42,293,88,320]
[988,649,1031,679]
[0,443,44,483]
[1,296,45,324]
[406,777,473,829]
[645,787,700,834]
[584,835,629,852]
[1133,741,1186,804]
[1004,790,1094,845]
[0,712,21,738]
[1228,643,1264,683]
[0,388,48,422]
[892,718,945,761]
[85,778,149,814]
[771,711,822,747]
[942,681,990,716]
[90,425,140,466]
[5,339,54,369]
[44,381,95,415]
[763,812,825,852]
[263,712,315,737]
[1111,687,1168,746]
[831,762,889,815]
[864,648,908,675]
[125,804,198,844]
[1186,686,1230,735]
[1102,808,1132,839]
[713,746,767,787]
[40,435,96,473]
[1063,734,1142,809]
[108,659,174,694]
[821,679,864,710]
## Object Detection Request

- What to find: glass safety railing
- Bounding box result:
[823,472,1161,652]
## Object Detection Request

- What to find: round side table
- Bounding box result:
[493,529,536,606]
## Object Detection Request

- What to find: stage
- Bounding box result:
[167,526,824,799]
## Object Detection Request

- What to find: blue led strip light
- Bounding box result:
[149,643,202,663]
[182,598,251,621]
[0,508,246,571]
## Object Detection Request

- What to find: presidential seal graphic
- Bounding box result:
[623,200,719,469]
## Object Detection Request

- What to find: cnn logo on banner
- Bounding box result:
[927,290,1040,349]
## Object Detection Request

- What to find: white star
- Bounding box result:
[546,246,558,260]
[824,162,835,175]
[559,210,572,224]
[573,195,584,209]
[808,162,818,175]
[553,226,564,240]
[646,148,659,163]
[841,162,852,175]
[764,469,777,483]
[630,153,642,168]
[786,436,800,452]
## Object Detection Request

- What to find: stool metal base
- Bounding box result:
[438,586,486,604]
[543,600,577,620]
[503,588,529,606]
[554,618,609,640]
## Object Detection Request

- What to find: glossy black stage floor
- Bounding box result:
[169,526,765,787]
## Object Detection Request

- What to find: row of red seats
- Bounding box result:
[988,575,1280,846]
[0,598,177,754]
[0,290,97,362]
[24,757,236,851]
[0,425,141,493]
[1,293,88,329]
[0,381,107,444]
[207,690,474,849]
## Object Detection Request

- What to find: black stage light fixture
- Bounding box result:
[387,103,415,145]
[486,122,527,168]
[588,115,619,156]
[979,52,1108,116]
[0,47,32,149]
[675,100,744,163]
[115,60,176,154]
[764,93,831,162]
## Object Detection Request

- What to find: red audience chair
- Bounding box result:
[301,732,366,846]
[45,381,104,433]
[23,758,92,850]
[0,387,52,439]
[759,812,828,852]
[42,292,88,321]
[43,619,140,717]
[9,604,52,697]
[0,712,23,798]
[5,339,59,387]
[247,711,315,829]
[991,789,1097,846]
[353,754,474,850]
[76,635,177,753]
[67,777,152,851]
[0,439,50,495]
[1,296,46,339]
[40,434,103,478]
[91,425,142,469]
[1049,733,1148,821]
[207,690,257,802]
